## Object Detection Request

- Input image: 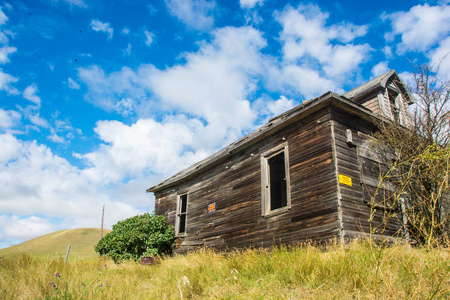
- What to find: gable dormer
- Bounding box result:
[343,70,413,127]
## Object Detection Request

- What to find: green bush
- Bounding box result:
[95,213,175,263]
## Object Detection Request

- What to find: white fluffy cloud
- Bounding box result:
[384,4,450,54]
[68,77,80,89]
[90,20,113,39]
[0,7,7,26]
[0,31,8,44]
[2,216,54,240]
[0,108,20,129]
[79,26,267,145]
[0,133,144,242]
[0,133,20,163]
[78,64,152,114]
[21,107,49,128]
[50,0,87,8]
[47,119,82,144]
[268,4,371,98]
[240,0,264,9]
[430,36,450,81]
[149,27,266,143]
[371,61,390,78]
[277,4,370,79]
[0,8,17,96]
[0,45,16,64]
[63,0,87,8]
[122,43,132,56]
[121,27,130,35]
[165,0,215,31]
[0,69,18,94]
[268,65,338,99]
[144,30,154,46]
[266,96,295,116]
[114,98,134,116]
[82,117,208,183]
[23,83,41,106]
[384,3,450,81]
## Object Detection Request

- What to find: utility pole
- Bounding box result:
[101,204,105,239]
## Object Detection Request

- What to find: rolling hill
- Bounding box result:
[0,228,111,260]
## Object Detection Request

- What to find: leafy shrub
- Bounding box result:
[95,213,175,263]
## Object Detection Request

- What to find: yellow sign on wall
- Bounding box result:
[339,174,352,186]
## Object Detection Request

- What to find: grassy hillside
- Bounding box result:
[0,228,110,260]
[0,240,449,299]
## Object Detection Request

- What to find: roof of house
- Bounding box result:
[147,70,407,193]
[343,70,413,104]
[148,94,374,193]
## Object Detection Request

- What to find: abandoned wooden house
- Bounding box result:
[147,70,413,253]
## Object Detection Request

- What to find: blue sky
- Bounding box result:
[0,0,449,248]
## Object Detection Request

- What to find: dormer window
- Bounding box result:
[343,70,413,128]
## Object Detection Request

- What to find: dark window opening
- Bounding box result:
[177,194,187,234]
[268,152,287,211]
[178,214,186,234]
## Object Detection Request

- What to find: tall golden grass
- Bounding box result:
[1,239,449,299]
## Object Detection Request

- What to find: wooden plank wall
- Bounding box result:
[331,107,404,240]
[359,96,381,116]
[155,108,340,253]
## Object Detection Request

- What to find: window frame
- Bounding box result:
[387,90,400,124]
[260,143,291,216]
[175,193,188,236]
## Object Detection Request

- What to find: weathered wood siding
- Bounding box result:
[359,96,381,116]
[155,108,340,253]
[331,107,403,240]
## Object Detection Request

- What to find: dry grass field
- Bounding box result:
[0,237,449,299]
